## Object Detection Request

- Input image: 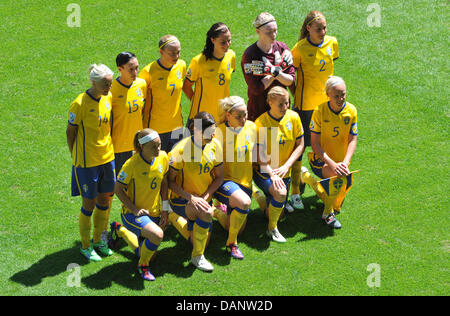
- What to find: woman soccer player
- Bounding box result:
[183,22,235,126]
[110,52,147,174]
[139,35,186,152]
[289,11,339,209]
[254,86,304,242]
[241,12,296,122]
[111,129,169,281]
[213,96,257,260]
[302,76,357,229]
[66,64,115,261]
[168,112,224,272]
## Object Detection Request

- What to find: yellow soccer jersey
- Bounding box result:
[291,35,339,111]
[186,50,236,123]
[139,59,186,133]
[255,110,304,178]
[216,121,257,190]
[117,151,169,217]
[110,78,147,153]
[169,136,223,198]
[310,101,358,162]
[68,91,115,168]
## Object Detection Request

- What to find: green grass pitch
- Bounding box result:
[0,0,448,296]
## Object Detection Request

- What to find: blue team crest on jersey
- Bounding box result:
[118,171,127,182]
[136,88,142,97]
[105,101,111,110]
[209,151,214,161]
[344,117,350,125]
[246,134,251,143]
[177,70,181,80]
[286,121,292,131]
[69,112,76,124]
[310,120,315,130]
[158,164,163,173]
[327,47,332,56]
[227,62,230,72]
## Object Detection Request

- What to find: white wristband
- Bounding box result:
[162,200,170,212]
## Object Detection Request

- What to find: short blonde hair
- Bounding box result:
[267,86,289,102]
[220,96,246,113]
[253,12,276,29]
[158,34,179,50]
[325,76,346,93]
[88,64,113,82]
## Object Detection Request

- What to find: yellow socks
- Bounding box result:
[214,207,229,230]
[252,182,266,212]
[92,204,109,243]
[290,161,302,195]
[192,218,211,257]
[138,239,159,266]
[79,207,92,249]
[301,170,327,201]
[118,225,139,251]
[226,208,248,246]
[268,199,284,231]
[169,212,190,240]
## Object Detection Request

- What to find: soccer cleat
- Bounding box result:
[266,228,286,243]
[80,245,102,262]
[108,221,121,250]
[138,265,156,281]
[191,255,214,272]
[93,239,113,256]
[284,201,294,213]
[289,194,304,210]
[227,244,244,260]
[323,213,342,229]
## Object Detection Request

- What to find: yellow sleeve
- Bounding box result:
[293,112,304,139]
[213,139,223,165]
[186,56,199,82]
[333,38,339,60]
[231,51,236,72]
[138,65,151,89]
[68,96,83,126]
[169,144,184,171]
[350,106,358,136]
[117,157,134,184]
[310,106,322,134]
[291,42,302,68]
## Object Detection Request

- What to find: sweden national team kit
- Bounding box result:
[186,50,236,123]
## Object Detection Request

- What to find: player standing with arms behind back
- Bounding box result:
[110,52,147,174]
[183,22,235,126]
[66,64,115,261]
[289,11,339,210]
[139,35,186,152]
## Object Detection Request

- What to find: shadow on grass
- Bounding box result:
[279,195,336,242]
[10,197,334,291]
[9,242,89,287]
